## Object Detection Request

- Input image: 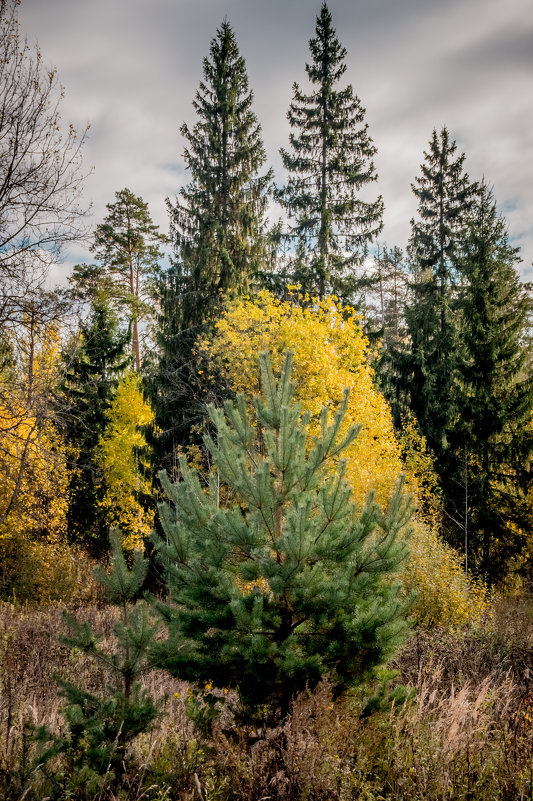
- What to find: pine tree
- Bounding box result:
[151,351,411,724]
[61,299,130,555]
[70,188,166,370]
[449,184,533,578]
[279,2,383,301]
[36,530,158,798]
[400,128,478,455]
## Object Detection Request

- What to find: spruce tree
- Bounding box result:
[168,19,272,329]
[399,128,478,455]
[151,351,411,724]
[449,184,533,578]
[61,299,130,555]
[279,3,383,301]
[149,20,272,471]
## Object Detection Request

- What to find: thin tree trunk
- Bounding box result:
[0,423,37,526]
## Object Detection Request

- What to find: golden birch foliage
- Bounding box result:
[96,372,154,550]
[397,412,443,529]
[200,291,400,507]
[0,402,69,542]
[0,328,68,542]
[0,330,97,603]
[199,291,489,628]
[407,522,490,628]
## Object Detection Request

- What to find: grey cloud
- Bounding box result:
[19,0,533,278]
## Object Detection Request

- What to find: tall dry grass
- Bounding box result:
[2,597,533,800]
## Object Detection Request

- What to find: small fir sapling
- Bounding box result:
[152,351,412,724]
[35,530,158,797]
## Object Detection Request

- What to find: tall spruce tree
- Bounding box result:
[149,21,272,472]
[168,19,272,329]
[61,299,130,554]
[279,3,383,301]
[449,184,533,578]
[151,351,411,724]
[398,128,478,454]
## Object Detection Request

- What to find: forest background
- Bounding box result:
[1,0,533,798]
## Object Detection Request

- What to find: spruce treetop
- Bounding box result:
[409,127,479,285]
[280,3,383,301]
[150,20,272,470]
[395,128,479,457]
[168,19,272,318]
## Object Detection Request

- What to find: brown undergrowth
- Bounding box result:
[1,597,533,800]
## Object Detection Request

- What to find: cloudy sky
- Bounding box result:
[19,0,533,281]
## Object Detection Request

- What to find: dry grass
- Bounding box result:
[2,598,533,800]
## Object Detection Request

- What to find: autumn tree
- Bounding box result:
[279,3,383,301]
[0,0,88,332]
[71,189,167,369]
[0,292,69,528]
[197,291,490,629]
[96,372,154,550]
[152,351,411,723]
[0,0,88,540]
[0,320,87,602]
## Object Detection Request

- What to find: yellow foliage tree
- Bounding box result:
[0,326,67,538]
[198,291,489,628]
[200,291,400,507]
[96,372,154,550]
[0,326,96,603]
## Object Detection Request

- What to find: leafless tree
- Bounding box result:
[0,0,89,532]
[0,0,89,285]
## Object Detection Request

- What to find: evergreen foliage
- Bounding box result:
[61,299,130,555]
[70,188,166,370]
[168,19,272,329]
[279,3,383,301]
[396,128,478,452]
[200,291,489,629]
[409,128,477,280]
[449,184,533,577]
[152,351,411,723]
[148,20,272,473]
[35,530,158,798]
